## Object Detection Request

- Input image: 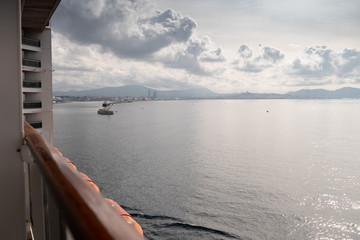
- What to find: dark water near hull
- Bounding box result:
[54,100,360,239]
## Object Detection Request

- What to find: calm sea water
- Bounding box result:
[53,100,360,240]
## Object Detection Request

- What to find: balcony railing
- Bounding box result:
[24,122,143,240]
[23,81,41,88]
[23,102,42,109]
[22,37,41,48]
[23,59,41,68]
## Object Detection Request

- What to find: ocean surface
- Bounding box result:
[53,100,360,240]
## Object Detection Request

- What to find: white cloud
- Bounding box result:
[234,45,284,72]
[52,32,206,91]
[291,46,336,78]
[338,48,360,77]
[290,46,360,81]
[161,36,226,75]
[51,0,360,93]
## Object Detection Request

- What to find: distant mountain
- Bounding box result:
[54,85,150,97]
[221,92,292,99]
[287,89,333,98]
[158,88,218,98]
[54,85,360,99]
[287,87,360,99]
[54,85,218,98]
[333,87,360,98]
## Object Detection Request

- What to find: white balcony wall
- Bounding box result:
[0,0,26,238]
[23,50,41,60]
[24,92,42,102]
[23,27,53,144]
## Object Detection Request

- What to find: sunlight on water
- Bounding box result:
[290,215,360,240]
[54,100,360,239]
[300,194,360,211]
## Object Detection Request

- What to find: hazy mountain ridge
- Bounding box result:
[54,86,360,99]
[54,85,217,98]
[287,87,360,99]
[54,85,151,97]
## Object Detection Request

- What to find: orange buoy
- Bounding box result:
[51,146,142,236]
[105,198,130,216]
[63,157,77,170]
[78,172,100,193]
[105,198,143,237]
[122,215,143,237]
[53,147,63,156]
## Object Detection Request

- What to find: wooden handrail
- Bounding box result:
[24,121,143,240]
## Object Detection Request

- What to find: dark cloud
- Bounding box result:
[234,45,284,72]
[53,0,196,58]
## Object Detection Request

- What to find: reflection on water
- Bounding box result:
[54,100,360,239]
[290,215,360,239]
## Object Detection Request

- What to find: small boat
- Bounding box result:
[98,109,114,115]
[98,102,114,115]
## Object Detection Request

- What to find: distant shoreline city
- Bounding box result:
[53,85,360,103]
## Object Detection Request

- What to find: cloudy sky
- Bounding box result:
[52,0,360,93]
